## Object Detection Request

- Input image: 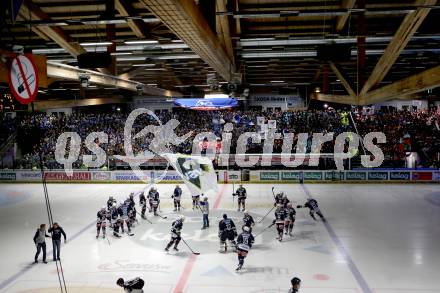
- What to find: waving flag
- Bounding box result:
[164,154,218,195]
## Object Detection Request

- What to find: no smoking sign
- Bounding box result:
[8,54,39,105]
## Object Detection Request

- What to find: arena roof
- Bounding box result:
[0,0,439,105]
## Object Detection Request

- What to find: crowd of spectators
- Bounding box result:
[0,114,16,147]
[5,107,440,170]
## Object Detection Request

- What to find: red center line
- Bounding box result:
[15,57,32,99]
[172,183,228,293]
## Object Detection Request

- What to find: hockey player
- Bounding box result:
[274,191,284,206]
[139,191,147,219]
[297,198,326,222]
[107,196,116,210]
[284,203,296,236]
[218,214,237,253]
[118,201,132,234]
[109,203,121,238]
[172,185,182,212]
[165,216,185,252]
[281,194,290,208]
[273,204,287,241]
[147,187,160,216]
[288,277,301,293]
[235,185,247,212]
[192,193,200,210]
[96,206,107,239]
[127,194,137,226]
[235,226,254,271]
[243,211,255,232]
[116,277,145,293]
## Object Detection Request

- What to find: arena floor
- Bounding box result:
[0,183,439,293]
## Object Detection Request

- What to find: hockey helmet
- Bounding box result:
[180,216,186,222]
[243,226,250,232]
[222,214,228,219]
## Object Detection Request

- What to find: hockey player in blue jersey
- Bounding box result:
[172,185,182,212]
[235,226,254,271]
[165,216,185,252]
[218,214,237,253]
[297,198,326,222]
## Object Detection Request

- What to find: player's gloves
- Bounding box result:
[296,205,302,208]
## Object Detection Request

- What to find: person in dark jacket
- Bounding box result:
[33,224,50,264]
[288,277,301,293]
[116,277,145,292]
[48,222,67,261]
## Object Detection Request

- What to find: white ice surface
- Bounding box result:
[0,183,439,293]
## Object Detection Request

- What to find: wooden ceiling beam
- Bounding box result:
[311,93,357,105]
[329,62,356,98]
[139,0,235,81]
[47,62,181,97]
[216,0,235,66]
[19,0,87,57]
[359,65,440,105]
[115,0,146,38]
[360,0,436,95]
[335,0,356,31]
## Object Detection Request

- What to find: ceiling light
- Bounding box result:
[315,87,321,93]
[159,44,189,49]
[142,17,160,23]
[172,40,184,43]
[117,56,147,61]
[270,80,285,83]
[80,42,113,46]
[124,40,158,45]
[145,68,166,71]
[82,19,126,25]
[336,79,341,82]
[154,54,200,60]
[110,52,132,56]
[204,93,229,99]
[132,63,156,67]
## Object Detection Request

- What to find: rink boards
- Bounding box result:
[0,169,439,184]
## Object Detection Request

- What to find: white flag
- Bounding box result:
[164,154,218,196]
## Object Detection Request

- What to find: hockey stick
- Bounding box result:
[136,211,153,224]
[181,238,200,255]
[232,182,235,204]
[257,187,276,223]
[257,206,275,223]
[254,223,275,238]
[156,213,168,219]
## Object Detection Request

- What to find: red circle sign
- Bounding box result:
[8,54,39,105]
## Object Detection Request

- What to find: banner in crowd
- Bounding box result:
[217,170,241,183]
[173,98,238,110]
[44,171,91,181]
[389,171,410,180]
[0,172,16,181]
[165,154,218,195]
[345,171,367,181]
[368,171,388,180]
[412,172,433,181]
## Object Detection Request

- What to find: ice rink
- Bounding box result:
[0,183,439,293]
